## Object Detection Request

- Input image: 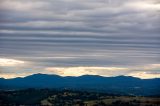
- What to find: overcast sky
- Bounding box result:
[0,0,160,79]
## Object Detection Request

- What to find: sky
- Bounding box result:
[0,0,160,79]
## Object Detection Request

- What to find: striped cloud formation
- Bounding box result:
[0,0,160,79]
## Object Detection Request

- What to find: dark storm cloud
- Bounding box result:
[0,0,160,78]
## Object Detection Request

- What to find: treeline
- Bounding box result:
[0,88,159,106]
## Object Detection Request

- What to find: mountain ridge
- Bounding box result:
[0,73,160,96]
[1,73,152,80]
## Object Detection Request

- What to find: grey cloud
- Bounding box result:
[0,0,160,78]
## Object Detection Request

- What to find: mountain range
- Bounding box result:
[0,74,160,96]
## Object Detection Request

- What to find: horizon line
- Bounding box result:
[1,73,160,80]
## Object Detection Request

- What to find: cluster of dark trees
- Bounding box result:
[0,88,159,106]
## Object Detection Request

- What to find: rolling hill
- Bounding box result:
[0,74,160,96]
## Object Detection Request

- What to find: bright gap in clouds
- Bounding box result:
[0,58,25,66]
[45,67,128,77]
[45,65,160,79]
[0,60,160,79]
[1,65,160,79]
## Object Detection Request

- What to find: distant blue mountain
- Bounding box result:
[0,74,160,96]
